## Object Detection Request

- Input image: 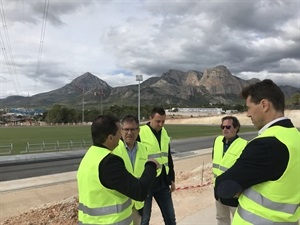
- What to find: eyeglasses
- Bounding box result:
[220,125,232,130]
[121,128,139,132]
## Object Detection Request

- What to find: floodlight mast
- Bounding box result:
[100,88,103,114]
[73,84,85,124]
[94,88,104,114]
[82,92,85,123]
[136,75,143,122]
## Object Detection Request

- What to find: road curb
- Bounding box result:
[0,171,77,193]
[173,148,212,161]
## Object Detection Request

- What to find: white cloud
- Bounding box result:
[0,0,299,99]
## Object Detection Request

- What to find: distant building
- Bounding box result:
[0,108,44,126]
[225,110,238,114]
[166,107,223,117]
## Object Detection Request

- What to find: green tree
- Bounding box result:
[51,105,64,123]
[233,104,245,112]
[286,93,300,109]
[43,105,76,124]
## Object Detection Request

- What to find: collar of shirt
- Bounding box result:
[93,143,110,150]
[147,122,162,134]
[222,135,238,153]
[222,135,239,145]
[258,117,289,135]
[124,141,137,152]
[124,141,138,168]
[146,123,162,145]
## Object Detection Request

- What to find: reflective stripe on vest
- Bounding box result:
[78,198,132,217]
[77,146,133,224]
[147,151,169,168]
[237,205,298,225]
[212,163,228,173]
[243,188,299,215]
[78,213,133,225]
[148,153,162,159]
[212,136,247,185]
[212,163,228,178]
[139,125,170,176]
[233,125,300,224]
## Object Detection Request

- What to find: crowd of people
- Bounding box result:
[76,79,299,225]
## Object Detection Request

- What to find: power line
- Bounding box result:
[0,0,20,95]
[34,0,50,93]
[0,30,14,84]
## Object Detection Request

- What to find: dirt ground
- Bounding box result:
[0,110,298,225]
[166,110,300,127]
[0,154,213,225]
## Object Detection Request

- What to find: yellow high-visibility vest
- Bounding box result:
[212,135,247,186]
[139,125,170,176]
[113,140,149,210]
[232,126,300,225]
[77,146,133,225]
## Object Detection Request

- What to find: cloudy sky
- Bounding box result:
[0,0,299,98]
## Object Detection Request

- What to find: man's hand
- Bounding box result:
[137,208,143,217]
[147,158,160,170]
[170,181,176,192]
[216,180,243,199]
[234,192,241,198]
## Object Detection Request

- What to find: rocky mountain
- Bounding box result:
[0,65,299,109]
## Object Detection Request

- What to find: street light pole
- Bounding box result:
[82,94,85,124]
[136,75,143,122]
[94,89,104,114]
[100,88,103,114]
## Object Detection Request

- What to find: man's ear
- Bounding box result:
[107,134,113,141]
[261,99,271,112]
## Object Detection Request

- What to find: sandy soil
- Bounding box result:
[166,110,300,127]
[152,154,214,224]
[0,154,213,225]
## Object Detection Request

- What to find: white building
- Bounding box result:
[166,108,223,117]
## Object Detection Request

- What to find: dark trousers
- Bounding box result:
[141,186,176,225]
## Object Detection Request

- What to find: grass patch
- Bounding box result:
[0,125,91,154]
[0,124,256,154]
[165,124,256,139]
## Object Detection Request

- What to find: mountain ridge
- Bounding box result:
[1,65,299,109]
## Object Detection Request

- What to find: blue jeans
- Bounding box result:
[141,187,176,225]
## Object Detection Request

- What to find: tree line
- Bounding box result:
[42,104,248,124]
[42,104,159,124]
[1,93,298,124]
[42,92,300,124]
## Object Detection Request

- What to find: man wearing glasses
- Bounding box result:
[113,115,150,225]
[212,116,247,225]
[77,115,159,225]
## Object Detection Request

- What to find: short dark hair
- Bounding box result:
[91,115,120,145]
[121,115,139,126]
[241,79,285,113]
[151,107,166,117]
[221,116,241,133]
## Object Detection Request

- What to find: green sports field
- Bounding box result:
[0,124,256,155]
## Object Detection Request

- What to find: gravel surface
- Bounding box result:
[0,154,213,225]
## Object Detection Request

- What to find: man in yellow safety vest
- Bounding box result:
[138,107,176,225]
[113,115,151,225]
[212,116,247,225]
[77,115,159,225]
[216,79,300,224]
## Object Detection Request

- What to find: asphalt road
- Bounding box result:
[171,132,256,152]
[0,132,257,182]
